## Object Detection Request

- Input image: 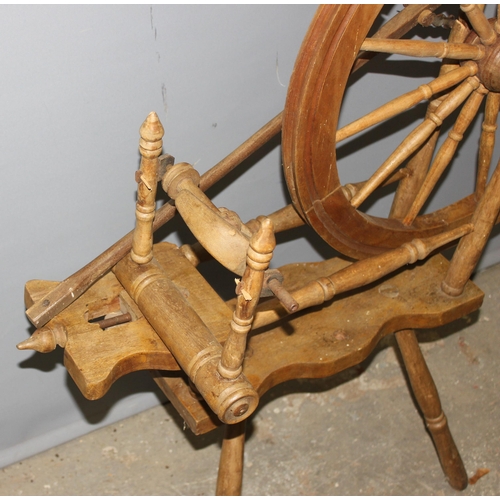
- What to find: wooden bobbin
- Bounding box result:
[131,112,164,264]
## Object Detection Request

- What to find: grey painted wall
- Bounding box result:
[2,5,499,468]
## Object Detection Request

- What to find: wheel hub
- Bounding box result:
[467,20,500,92]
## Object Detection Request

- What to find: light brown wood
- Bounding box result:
[252,224,473,330]
[216,421,246,496]
[390,17,473,221]
[219,218,275,379]
[130,112,164,264]
[21,5,500,495]
[162,162,251,276]
[25,112,282,329]
[22,243,484,435]
[476,91,500,199]
[443,156,500,296]
[282,5,484,260]
[395,329,468,490]
[350,75,480,208]
[403,84,488,225]
[113,252,258,425]
[336,64,477,144]
[360,37,485,60]
[353,5,440,73]
[461,4,497,46]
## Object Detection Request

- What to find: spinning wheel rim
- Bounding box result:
[282,5,489,260]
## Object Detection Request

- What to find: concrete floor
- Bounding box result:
[1,262,499,495]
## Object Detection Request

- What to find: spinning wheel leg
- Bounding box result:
[395,329,468,491]
[216,420,247,495]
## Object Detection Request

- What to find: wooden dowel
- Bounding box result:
[390,16,472,221]
[395,329,468,490]
[403,85,487,225]
[442,157,500,296]
[461,4,497,46]
[350,76,480,208]
[218,218,275,380]
[252,224,473,330]
[216,421,246,496]
[476,91,500,199]
[353,5,440,73]
[336,64,477,144]
[26,113,283,329]
[360,38,485,61]
[130,112,164,264]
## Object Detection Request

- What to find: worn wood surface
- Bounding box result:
[23,242,484,435]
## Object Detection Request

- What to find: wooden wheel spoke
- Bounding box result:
[461,4,497,45]
[336,63,477,144]
[403,84,488,225]
[350,76,481,209]
[476,91,500,198]
[360,38,485,60]
[353,5,440,72]
[389,18,473,221]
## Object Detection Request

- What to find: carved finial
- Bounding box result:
[131,112,164,264]
[139,112,164,158]
[17,323,67,353]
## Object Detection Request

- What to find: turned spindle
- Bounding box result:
[252,224,474,329]
[130,112,164,264]
[442,158,500,296]
[218,218,275,380]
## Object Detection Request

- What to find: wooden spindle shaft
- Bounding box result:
[476,91,500,199]
[216,421,247,496]
[131,112,164,264]
[336,63,477,144]
[442,157,500,296]
[252,224,473,330]
[390,100,441,220]
[351,76,480,208]
[391,20,472,221]
[360,38,485,60]
[218,218,275,380]
[461,4,497,46]
[113,255,258,424]
[395,329,468,490]
[403,85,487,225]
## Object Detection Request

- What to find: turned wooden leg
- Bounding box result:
[216,420,247,495]
[395,329,468,491]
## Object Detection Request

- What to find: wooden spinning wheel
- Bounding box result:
[284,4,500,268]
[18,4,500,495]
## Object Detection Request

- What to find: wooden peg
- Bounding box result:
[252,224,474,330]
[218,218,275,380]
[130,112,164,264]
[17,321,68,353]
